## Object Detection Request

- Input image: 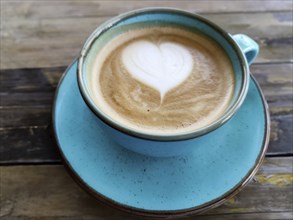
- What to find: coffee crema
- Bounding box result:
[88,26,235,134]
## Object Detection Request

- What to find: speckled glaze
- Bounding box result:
[52,61,269,218]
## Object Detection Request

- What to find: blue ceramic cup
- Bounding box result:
[78,8,259,157]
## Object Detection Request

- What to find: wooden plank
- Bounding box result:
[0,126,59,164]
[269,115,293,156]
[197,212,293,220]
[0,66,63,93]
[2,212,293,220]
[2,1,292,20]
[0,63,292,163]
[0,114,291,164]
[0,92,54,107]
[0,67,64,107]
[0,157,292,219]
[251,63,293,115]
[0,106,51,128]
[1,63,292,109]
[1,10,292,69]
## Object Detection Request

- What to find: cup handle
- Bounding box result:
[232,34,259,65]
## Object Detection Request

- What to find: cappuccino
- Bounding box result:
[88,26,234,134]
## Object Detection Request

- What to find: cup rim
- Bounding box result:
[77,7,249,141]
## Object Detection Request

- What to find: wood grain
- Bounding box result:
[1,157,292,219]
[2,213,293,220]
[1,64,292,109]
[0,66,64,107]
[0,1,292,220]
[0,126,57,164]
[1,1,292,69]
[193,212,293,220]
[0,63,292,163]
[0,112,289,164]
[252,63,293,115]
[2,1,292,19]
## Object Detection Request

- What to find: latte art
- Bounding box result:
[122,40,193,100]
[88,26,235,134]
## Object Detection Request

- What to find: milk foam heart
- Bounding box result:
[122,40,193,100]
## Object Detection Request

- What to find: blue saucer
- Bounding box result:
[52,61,269,218]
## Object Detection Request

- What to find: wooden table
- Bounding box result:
[1,1,292,219]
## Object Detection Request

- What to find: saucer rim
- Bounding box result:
[52,60,270,219]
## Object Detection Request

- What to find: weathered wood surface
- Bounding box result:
[1,213,293,220]
[1,64,292,109]
[1,62,292,164]
[1,157,292,219]
[0,113,291,164]
[1,114,289,163]
[2,0,292,18]
[1,2,292,69]
[1,1,292,219]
